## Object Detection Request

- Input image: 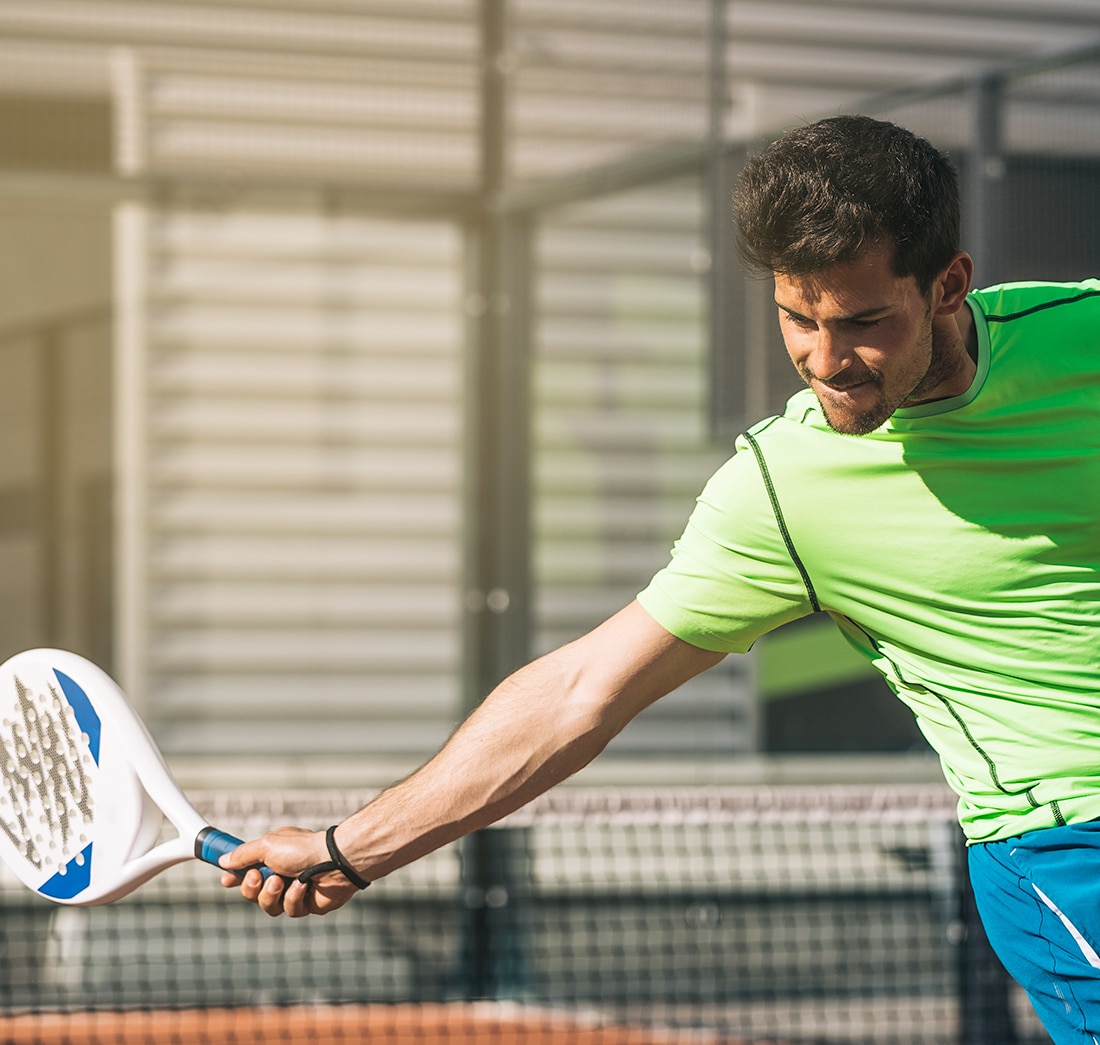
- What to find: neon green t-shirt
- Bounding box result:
[638,280,1100,843]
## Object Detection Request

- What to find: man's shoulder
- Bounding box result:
[969,278,1100,326]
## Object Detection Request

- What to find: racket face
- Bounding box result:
[0,650,162,904]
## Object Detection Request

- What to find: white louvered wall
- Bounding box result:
[108,30,478,759]
[119,205,466,756]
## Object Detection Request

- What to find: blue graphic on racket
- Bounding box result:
[0,648,275,905]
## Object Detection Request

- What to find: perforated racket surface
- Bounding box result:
[0,649,262,905]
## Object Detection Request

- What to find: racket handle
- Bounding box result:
[195,826,278,881]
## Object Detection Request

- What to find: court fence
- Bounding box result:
[0,784,1049,1045]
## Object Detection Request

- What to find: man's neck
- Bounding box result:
[956,300,978,364]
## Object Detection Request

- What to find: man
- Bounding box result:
[222,115,1100,1043]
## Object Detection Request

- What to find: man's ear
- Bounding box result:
[934,252,974,316]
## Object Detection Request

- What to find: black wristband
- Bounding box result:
[325,825,371,889]
[297,825,371,890]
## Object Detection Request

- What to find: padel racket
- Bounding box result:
[0,648,273,905]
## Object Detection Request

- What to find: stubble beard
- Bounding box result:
[809,313,952,436]
[798,362,898,436]
[816,379,893,435]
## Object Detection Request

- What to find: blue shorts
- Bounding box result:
[969,820,1100,1044]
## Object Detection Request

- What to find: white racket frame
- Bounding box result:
[0,649,224,905]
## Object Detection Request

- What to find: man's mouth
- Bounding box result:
[819,376,874,393]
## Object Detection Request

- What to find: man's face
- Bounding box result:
[774,247,967,435]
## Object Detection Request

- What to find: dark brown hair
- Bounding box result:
[734,115,960,294]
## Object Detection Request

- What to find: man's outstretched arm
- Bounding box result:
[219,600,725,917]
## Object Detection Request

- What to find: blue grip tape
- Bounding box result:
[196,827,276,880]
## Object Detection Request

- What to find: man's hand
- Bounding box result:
[219,826,363,918]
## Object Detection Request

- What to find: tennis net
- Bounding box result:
[0,784,1046,1044]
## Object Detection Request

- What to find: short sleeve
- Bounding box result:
[636,442,816,653]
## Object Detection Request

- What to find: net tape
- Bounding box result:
[193,782,960,829]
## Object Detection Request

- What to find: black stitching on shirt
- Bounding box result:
[743,432,820,613]
[985,288,1100,323]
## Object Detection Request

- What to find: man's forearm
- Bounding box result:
[332,644,615,881]
[330,601,724,883]
[219,601,725,915]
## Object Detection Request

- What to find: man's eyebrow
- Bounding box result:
[775,302,891,322]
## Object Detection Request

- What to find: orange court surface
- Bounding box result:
[0,1003,775,1045]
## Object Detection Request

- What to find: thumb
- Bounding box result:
[218,836,270,873]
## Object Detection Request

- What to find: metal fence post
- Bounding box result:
[966,74,1006,285]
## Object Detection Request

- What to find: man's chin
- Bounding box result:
[808,378,892,435]
[820,403,891,436]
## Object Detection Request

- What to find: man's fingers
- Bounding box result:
[218,865,266,898]
[256,872,287,916]
[280,878,316,918]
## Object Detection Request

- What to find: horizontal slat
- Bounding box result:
[534,412,707,450]
[535,467,713,501]
[151,305,461,348]
[151,534,459,580]
[536,323,704,363]
[150,353,460,398]
[156,718,458,756]
[150,628,460,671]
[154,261,460,306]
[154,213,459,258]
[153,671,460,715]
[149,398,460,446]
[150,73,476,127]
[0,2,479,60]
[538,227,704,271]
[149,123,477,180]
[537,274,704,317]
[511,95,707,139]
[540,183,703,227]
[535,496,701,541]
[151,581,457,627]
[513,0,709,35]
[511,25,707,75]
[150,445,459,490]
[535,543,680,586]
[534,367,705,411]
[149,490,459,535]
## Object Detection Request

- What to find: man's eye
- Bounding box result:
[849,318,882,329]
[783,313,815,328]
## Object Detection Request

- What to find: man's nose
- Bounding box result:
[807,329,854,381]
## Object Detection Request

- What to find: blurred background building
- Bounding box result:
[0,0,1098,790]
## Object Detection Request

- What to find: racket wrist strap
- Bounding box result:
[298,825,371,890]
